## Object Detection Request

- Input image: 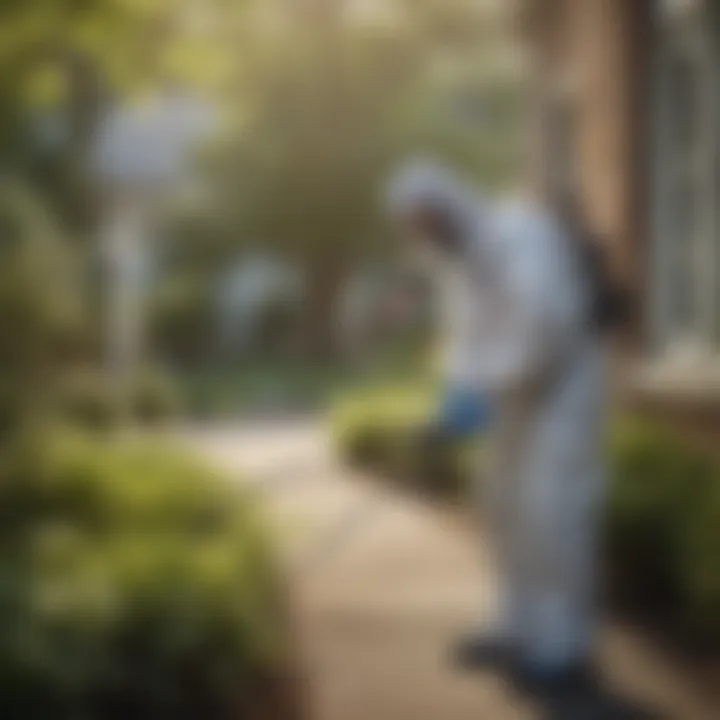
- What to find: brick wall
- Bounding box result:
[526,0,654,351]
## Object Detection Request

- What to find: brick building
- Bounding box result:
[520,0,720,411]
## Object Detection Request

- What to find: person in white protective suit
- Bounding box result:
[387,160,621,697]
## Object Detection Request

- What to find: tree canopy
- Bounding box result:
[198,0,526,355]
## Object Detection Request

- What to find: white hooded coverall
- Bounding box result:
[389,163,607,670]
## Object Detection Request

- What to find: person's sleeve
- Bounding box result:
[465,235,575,393]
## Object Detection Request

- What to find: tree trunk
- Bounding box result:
[301,261,346,361]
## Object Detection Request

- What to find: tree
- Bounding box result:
[0,1,250,383]
[207,0,525,357]
[0,179,83,439]
[0,0,245,235]
[206,2,415,356]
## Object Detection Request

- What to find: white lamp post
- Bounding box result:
[91,91,215,396]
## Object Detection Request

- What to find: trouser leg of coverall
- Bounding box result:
[517,436,604,669]
[482,405,530,646]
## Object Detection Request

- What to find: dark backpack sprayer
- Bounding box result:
[553,190,631,335]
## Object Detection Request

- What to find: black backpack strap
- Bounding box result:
[552,191,629,334]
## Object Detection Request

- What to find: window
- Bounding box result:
[651,1,720,363]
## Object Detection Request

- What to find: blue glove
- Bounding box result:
[435,387,492,439]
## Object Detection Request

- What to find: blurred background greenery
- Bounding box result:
[0,1,526,716]
[3,0,720,717]
[0,0,528,422]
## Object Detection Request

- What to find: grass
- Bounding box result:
[180,362,350,417]
[178,348,432,419]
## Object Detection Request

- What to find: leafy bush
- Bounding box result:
[149,276,216,367]
[0,181,83,437]
[56,369,182,431]
[0,183,81,366]
[130,369,182,424]
[331,384,476,499]
[0,430,293,719]
[682,477,720,638]
[333,387,720,641]
[607,419,720,638]
[606,420,714,609]
[331,385,431,468]
[56,370,121,431]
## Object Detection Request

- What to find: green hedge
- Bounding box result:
[333,387,720,642]
[56,369,182,431]
[607,419,720,632]
[0,430,296,719]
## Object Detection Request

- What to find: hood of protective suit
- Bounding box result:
[387,161,588,393]
[387,159,490,269]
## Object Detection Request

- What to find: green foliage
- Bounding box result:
[149,275,216,367]
[333,387,720,641]
[209,20,406,354]
[0,181,81,366]
[56,370,121,432]
[0,181,83,437]
[130,368,182,424]
[0,429,288,719]
[682,477,720,637]
[331,383,475,498]
[606,420,714,608]
[607,420,720,635]
[331,384,432,466]
[56,368,182,431]
[181,362,356,419]
[253,297,302,358]
[203,0,523,356]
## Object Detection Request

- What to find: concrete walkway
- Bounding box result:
[183,419,719,720]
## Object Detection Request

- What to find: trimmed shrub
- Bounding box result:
[331,384,432,470]
[333,387,720,642]
[606,420,715,612]
[331,384,476,499]
[0,430,295,719]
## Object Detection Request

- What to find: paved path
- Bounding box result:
[182,419,719,720]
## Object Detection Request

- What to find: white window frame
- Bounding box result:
[650,0,719,372]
